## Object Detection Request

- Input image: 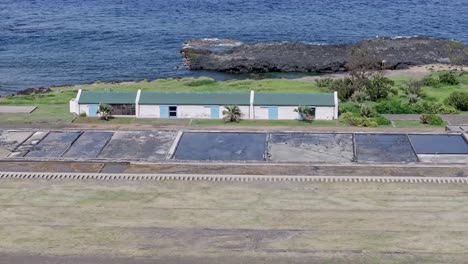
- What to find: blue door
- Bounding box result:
[268,106,278,120]
[211,105,220,119]
[88,104,99,117]
[160,105,169,118]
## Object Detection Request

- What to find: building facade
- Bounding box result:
[70,90,339,120]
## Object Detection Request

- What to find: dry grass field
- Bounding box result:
[0,179,468,263]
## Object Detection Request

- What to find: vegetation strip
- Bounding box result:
[0,172,467,184]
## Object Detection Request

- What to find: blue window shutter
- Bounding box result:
[160,105,169,118]
[211,105,220,119]
[268,106,278,120]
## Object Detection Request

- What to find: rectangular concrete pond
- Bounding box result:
[62,132,114,159]
[174,132,267,161]
[268,133,354,162]
[0,130,34,158]
[26,132,81,158]
[355,134,418,163]
[409,134,468,154]
[98,131,175,161]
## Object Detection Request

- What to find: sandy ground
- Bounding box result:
[0,179,468,263]
[299,63,463,82]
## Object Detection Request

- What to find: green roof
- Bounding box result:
[79,91,137,104]
[254,92,335,106]
[139,92,251,105]
[78,91,336,106]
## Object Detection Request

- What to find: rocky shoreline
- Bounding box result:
[181,37,467,73]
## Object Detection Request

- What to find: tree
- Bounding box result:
[222,105,242,123]
[364,73,394,101]
[294,105,315,122]
[97,103,112,121]
[347,44,383,92]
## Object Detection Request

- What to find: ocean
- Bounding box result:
[0,0,467,95]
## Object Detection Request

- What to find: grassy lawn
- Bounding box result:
[0,105,74,124]
[0,179,467,263]
[73,116,190,125]
[392,120,448,128]
[191,119,347,126]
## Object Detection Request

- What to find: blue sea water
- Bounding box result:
[0,0,467,95]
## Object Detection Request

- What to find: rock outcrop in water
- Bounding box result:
[181,37,468,73]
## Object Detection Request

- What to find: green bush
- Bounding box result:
[420,114,444,126]
[184,78,216,87]
[339,101,360,114]
[364,74,394,101]
[373,114,391,126]
[422,75,440,87]
[350,90,368,102]
[375,98,418,114]
[445,91,468,111]
[330,78,354,101]
[339,112,381,127]
[438,71,460,85]
[404,79,423,96]
[315,78,334,88]
[418,102,458,114]
[79,112,87,117]
[359,104,375,117]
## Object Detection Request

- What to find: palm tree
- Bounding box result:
[97,103,113,121]
[222,105,242,123]
[294,105,315,122]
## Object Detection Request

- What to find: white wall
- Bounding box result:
[315,107,335,120]
[139,105,160,118]
[278,106,299,120]
[79,105,89,116]
[178,105,212,119]
[253,106,269,119]
[137,104,339,120]
[69,99,78,114]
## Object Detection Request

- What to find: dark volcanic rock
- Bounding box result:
[16,87,52,95]
[181,37,468,73]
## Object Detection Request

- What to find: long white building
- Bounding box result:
[70,90,339,120]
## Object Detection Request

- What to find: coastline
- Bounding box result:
[7,63,463,96]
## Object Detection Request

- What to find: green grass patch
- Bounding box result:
[392,120,448,128]
[0,105,74,124]
[191,119,347,127]
[73,117,190,125]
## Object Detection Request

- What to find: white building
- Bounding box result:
[70,90,338,120]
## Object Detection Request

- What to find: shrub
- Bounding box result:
[364,74,394,101]
[439,71,459,85]
[330,78,354,101]
[389,87,399,96]
[420,102,458,114]
[315,78,334,88]
[97,103,112,121]
[359,104,374,117]
[445,91,468,111]
[420,114,444,126]
[405,79,423,96]
[339,112,381,127]
[339,101,360,114]
[422,75,440,87]
[373,114,391,126]
[79,112,87,117]
[408,94,419,104]
[185,77,216,87]
[375,98,417,114]
[351,90,368,102]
